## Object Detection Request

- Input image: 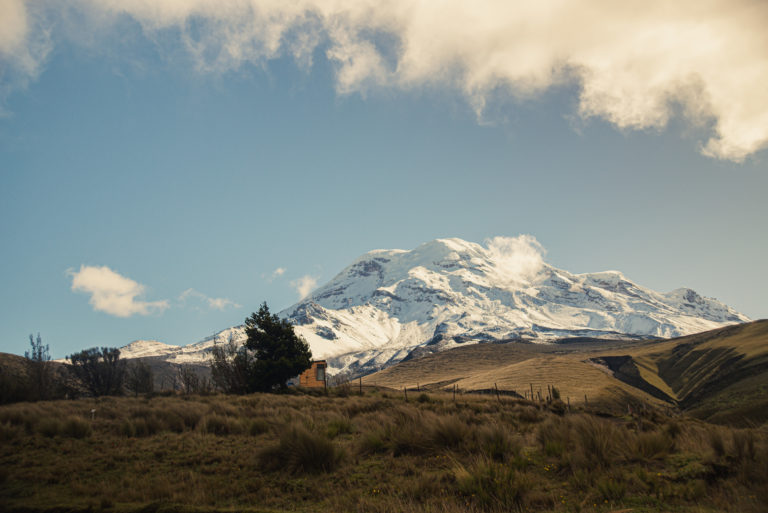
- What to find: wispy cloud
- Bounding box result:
[179,288,240,311]
[484,235,546,287]
[3,1,768,161]
[262,266,287,283]
[290,275,318,300]
[69,265,169,317]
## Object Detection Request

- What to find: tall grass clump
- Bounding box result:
[325,415,354,438]
[634,430,675,460]
[537,417,571,458]
[454,457,531,510]
[61,416,91,438]
[571,415,624,469]
[198,414,243,436]
[475,423,521,463]
[428,415,468,451]
[36,417,62,438]
[259,423,344,474]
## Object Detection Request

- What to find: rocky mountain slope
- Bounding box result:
[280,237,746,374]
[117,237,748,376]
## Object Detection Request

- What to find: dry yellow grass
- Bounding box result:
[363,320,768,420]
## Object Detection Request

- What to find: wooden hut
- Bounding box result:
[298,360,327,388]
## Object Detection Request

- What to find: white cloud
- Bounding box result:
[69,265,169,317]
[262,266,287,282]
[4,0,768,161]
[290,274,318,300]
[179,288,240,311]
[484,235,546,286]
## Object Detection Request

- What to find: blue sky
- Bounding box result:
[1,1,767,358]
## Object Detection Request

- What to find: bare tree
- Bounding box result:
[210,333,252,394]
[178,365,200,395]
[125,360,154,396]
[25,333,54,401]
[68,347,126,397]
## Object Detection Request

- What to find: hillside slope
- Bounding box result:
[364,320,768,424]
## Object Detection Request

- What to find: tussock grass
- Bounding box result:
[0,391,766,513]
[260,423,344,474]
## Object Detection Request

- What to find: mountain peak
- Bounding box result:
[115,236,750,378]
[281,236,749,375]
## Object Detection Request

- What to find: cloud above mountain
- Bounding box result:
[178,288,241,311]
[69,265,169,317]
[3,0,768,161]
[485,235,546,286]
[291,274,318,300]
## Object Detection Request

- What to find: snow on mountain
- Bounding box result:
[117,236,750,376]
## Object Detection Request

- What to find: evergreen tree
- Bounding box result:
[245,302,312,392]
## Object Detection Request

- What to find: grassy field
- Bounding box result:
[1,389,767,513]
[364,321,768,425]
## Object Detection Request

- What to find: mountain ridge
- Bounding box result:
[111,236,748,377]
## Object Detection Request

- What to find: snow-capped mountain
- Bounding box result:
[118,236,749,376]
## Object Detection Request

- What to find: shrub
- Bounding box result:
[259,423,343,474]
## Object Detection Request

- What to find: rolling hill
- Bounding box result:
[364,320,768,425]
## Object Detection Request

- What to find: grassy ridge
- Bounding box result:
[1,390,767,513]
[364,320,768,425]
